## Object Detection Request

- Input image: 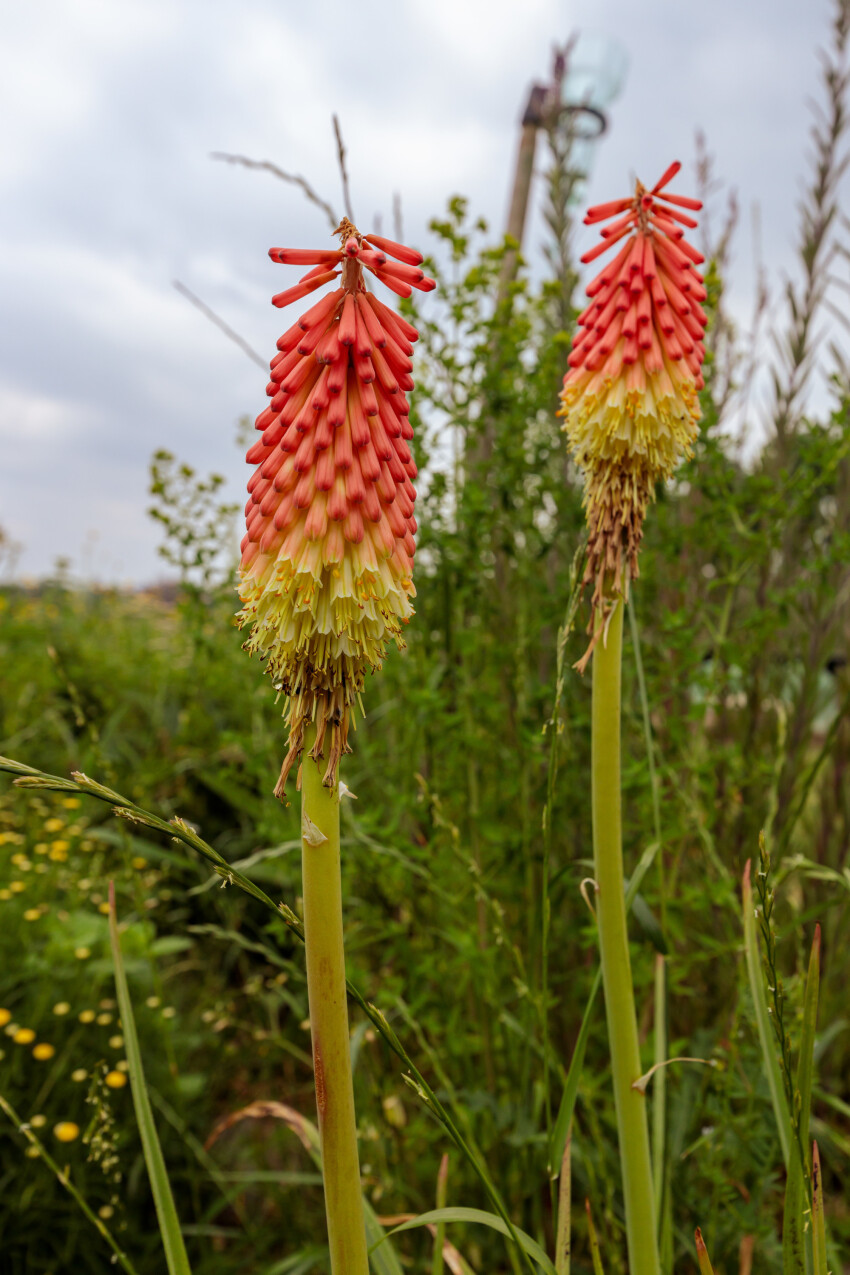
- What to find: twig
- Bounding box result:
[172,280,266,370]
[332,114,355,222]
[210,151,338,229]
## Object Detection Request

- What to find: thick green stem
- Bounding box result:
[301,725,368,1274]
[591,599,659,1275]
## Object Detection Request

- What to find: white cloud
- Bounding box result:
[0,383,87,443]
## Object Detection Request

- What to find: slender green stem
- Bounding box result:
[432,1153,449,1275]
[301,725,369,1274]
[544,565,584,1183]
[591,598,659,1275]
[554,1129,571,1275]
[652,953,667,1239]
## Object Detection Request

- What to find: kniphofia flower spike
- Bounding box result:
[238,220,434,794]
[561,161,706,660]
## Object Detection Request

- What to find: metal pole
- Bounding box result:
[499,85,546,296]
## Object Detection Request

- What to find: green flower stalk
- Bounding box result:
[561,162,706,1275]
[239,223,434,1271]
[300,730,367,1270]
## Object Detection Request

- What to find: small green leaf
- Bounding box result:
[150,936,194,957]
[630,892,668,955]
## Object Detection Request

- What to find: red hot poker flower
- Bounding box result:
[238,219,435,794]
[561,162,707,646]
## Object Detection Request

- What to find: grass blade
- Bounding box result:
[432,1154,449,1275]
[204,1100,402,1274]
[108,883,192,1275]
[694,1227,714,1275]
[554,1132,571,1275]
[652,954,667,1239]
[550,969,600,1174]
[741,860,792,1167]
[371,1208,557,1275]
[782,924,820,1275]
[797,925,821,1159]
[259,1249,327,1275]
[811,1141,827,1275]
[585,1199,605,1275]
[363,1205,405,1275]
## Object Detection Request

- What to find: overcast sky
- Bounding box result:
[1,0,844,584]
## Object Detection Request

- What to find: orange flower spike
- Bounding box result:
[560,162,706,632]
[238,218,434,796]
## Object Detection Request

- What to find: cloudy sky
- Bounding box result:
[0,0,844,584]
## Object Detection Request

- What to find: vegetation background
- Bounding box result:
[2,6,850,1272]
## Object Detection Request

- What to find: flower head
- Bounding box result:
[238,220,434,793]
[561,161,706,634]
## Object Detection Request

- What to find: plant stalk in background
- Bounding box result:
[561,164,707,1273]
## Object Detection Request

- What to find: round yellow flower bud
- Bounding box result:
[53,1122,80,1142]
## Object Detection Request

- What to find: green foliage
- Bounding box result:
[148,450,239,597]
